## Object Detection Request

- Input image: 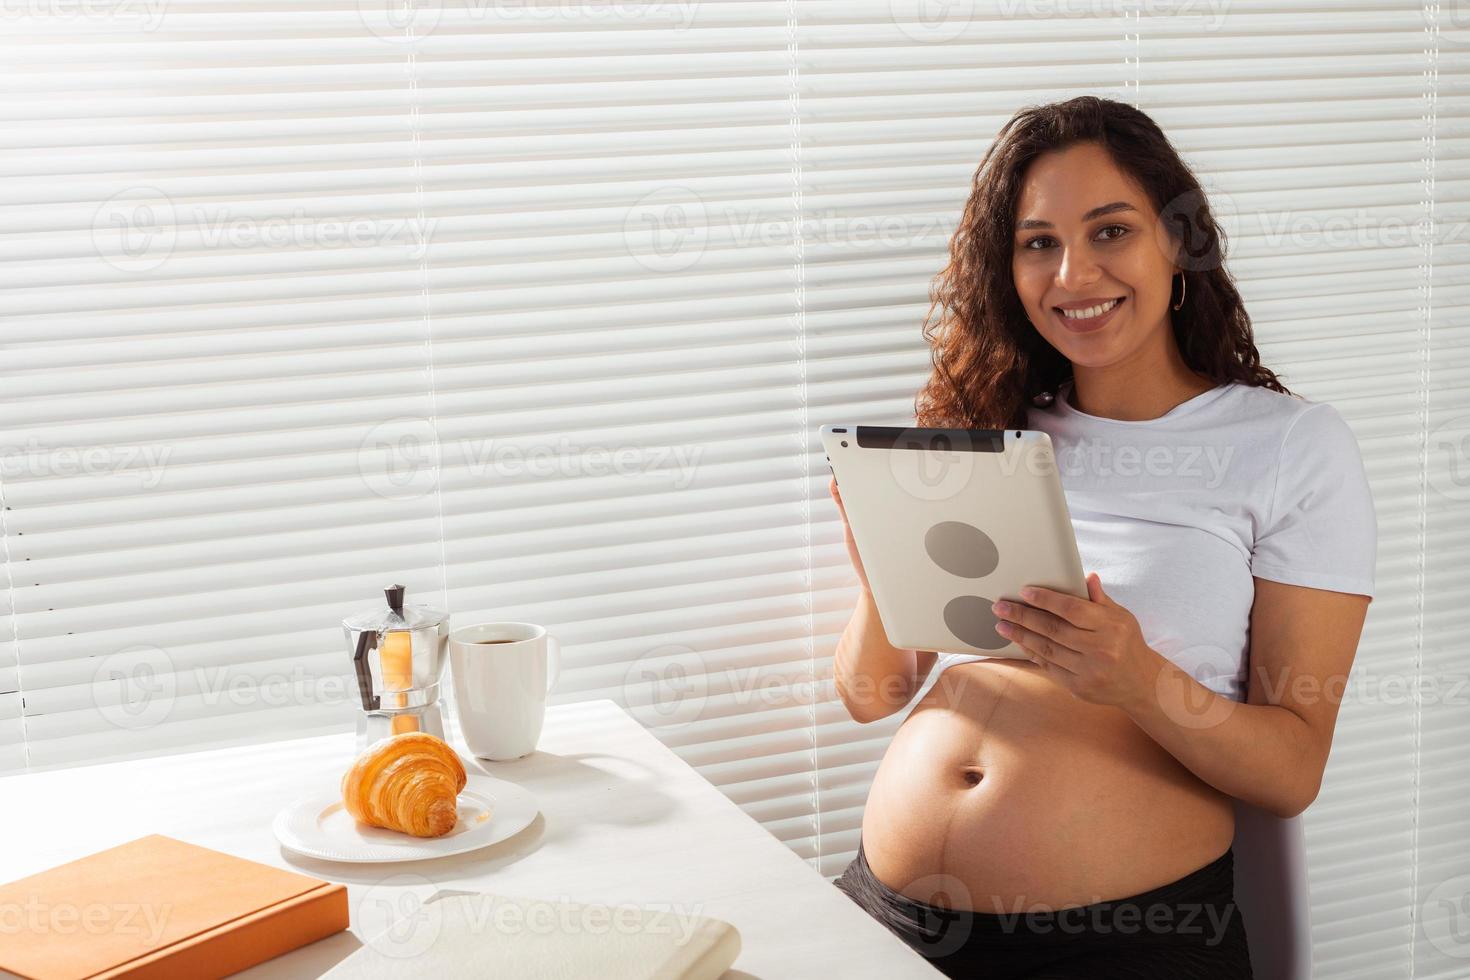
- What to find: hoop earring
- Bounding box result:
[1172,272,1187,311]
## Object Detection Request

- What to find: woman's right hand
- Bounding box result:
[829,476,872,594]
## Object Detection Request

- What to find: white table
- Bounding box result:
[0,699,941,979]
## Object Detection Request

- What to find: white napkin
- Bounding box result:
[322,888,742,980]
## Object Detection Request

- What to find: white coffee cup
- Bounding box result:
[449,622,561,761]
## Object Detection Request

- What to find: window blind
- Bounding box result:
[2,4,1466,977]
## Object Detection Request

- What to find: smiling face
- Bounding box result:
[1010,141,1180,369]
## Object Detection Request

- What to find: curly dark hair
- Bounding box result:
[913,95,1290,430]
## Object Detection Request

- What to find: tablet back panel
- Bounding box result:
[821,424,1086,658]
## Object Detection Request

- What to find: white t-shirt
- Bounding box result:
[933,376,1378,702]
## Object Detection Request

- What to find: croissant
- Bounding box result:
[341,731,468,838]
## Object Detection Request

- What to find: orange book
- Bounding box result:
[0,834,348,980]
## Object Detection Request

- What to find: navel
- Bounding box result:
[961,767,984,788]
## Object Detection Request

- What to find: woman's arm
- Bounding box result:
[1120,578,1371,819]
[827,474,937,723]
[834,589,935,724]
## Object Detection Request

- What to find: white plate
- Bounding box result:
[272,772,540,863]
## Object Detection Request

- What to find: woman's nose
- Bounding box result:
[1056,245,1102,291]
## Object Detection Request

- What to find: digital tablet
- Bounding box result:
[820,424,1087,660]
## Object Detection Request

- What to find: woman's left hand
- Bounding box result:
[990,572,1161,710]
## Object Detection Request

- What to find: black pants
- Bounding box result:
[833,838,1254,979]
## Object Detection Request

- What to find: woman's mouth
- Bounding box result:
[1054,296,1124,333]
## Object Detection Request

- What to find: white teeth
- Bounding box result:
[1060,298,1121,320]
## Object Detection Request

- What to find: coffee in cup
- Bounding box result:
[448,622,561,761]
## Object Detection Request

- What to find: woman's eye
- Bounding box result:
[1021,225,1129,251]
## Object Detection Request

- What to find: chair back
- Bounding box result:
[1231,798,1313,980]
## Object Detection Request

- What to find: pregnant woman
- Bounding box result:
[829,96,1377,979]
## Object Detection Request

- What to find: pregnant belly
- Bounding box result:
[860,659,1237,914]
